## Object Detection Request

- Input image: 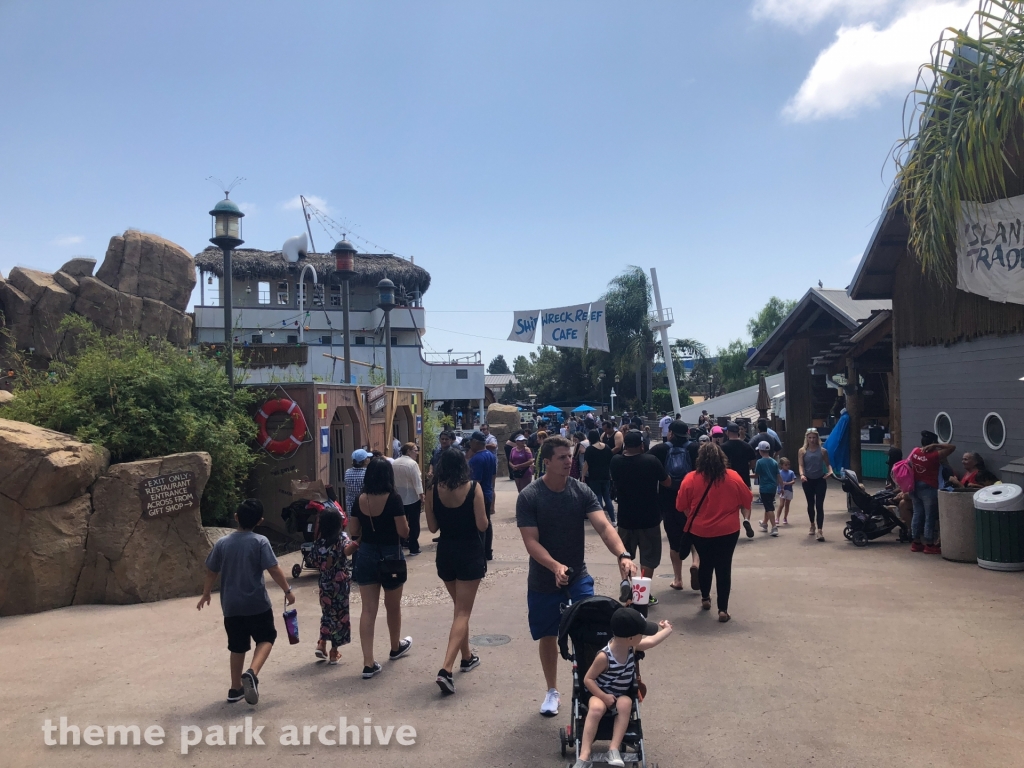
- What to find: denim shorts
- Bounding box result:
[352,541,405,587]
[527,574,594,640]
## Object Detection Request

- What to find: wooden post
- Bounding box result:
[847,358,862,476]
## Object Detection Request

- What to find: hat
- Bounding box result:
[726,422,740,434]
[669,419,688,436]
[698,434,711,444]
[610,606,659,638]
[515,434,527,442]
[351,449,370,463]
[711,425,724,436]
[470,431,487,443]
[624,430,644,448]
[757,441,771,452]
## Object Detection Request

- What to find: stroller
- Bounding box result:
[840,469,910,547]
[289,498,345,577]
[556,595,657,768]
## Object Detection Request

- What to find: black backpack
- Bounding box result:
[665,441,693,483]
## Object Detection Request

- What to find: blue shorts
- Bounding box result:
[527,574,594,640]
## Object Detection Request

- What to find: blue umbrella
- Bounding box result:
[537,405,562,414]
[572,404,596,413]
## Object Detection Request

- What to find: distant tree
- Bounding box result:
[512,355,532,378]
[603,266,652,408]
[487,354,511,374]
[716,339,757,393]
[748,297,798,347]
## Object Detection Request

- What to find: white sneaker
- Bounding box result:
[606,748,625,767]
[758,521,768,532]
[540,688,560,717]
[770,526,779,537]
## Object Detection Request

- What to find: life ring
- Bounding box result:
[255,398,308,455]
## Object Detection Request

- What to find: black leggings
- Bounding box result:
[691,531,740,613]
[802,477,827,529]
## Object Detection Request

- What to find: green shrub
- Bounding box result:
[4,318,256,525]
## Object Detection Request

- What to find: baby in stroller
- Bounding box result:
[574,607,672,768]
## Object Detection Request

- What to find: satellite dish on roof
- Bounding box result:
[281,233,308,263]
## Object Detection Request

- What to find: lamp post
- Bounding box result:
[377,277,396,386]
[598,369,606,410]
[209,194,244,386]
[331,239,357,385]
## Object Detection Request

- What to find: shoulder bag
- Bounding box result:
[367,493,408,590]
[674,476,716,554]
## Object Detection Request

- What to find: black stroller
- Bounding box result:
[556,595,656,768]
[840,469,910,547]
[288,499,344,577]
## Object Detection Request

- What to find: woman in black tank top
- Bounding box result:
[424,448,489,695]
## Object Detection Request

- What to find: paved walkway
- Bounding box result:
[3,478,1024,767]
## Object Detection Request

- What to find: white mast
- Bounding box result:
[649,268,681,415]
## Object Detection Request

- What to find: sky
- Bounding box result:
[0,0,977,368]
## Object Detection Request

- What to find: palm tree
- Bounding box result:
[674,338,716,399]
[603,267,652,409]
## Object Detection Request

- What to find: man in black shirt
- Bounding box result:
[719,422,758,538]
[610,431,671,604]
[748,418,782,456]
[649,420,700,590]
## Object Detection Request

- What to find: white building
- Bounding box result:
[192,246,485,405]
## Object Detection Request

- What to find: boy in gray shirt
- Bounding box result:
[198,499,295,705]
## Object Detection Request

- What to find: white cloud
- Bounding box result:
[238,202,257,214]
[753,0,896,28]
[52,235,84,246]
[281,195,329,213]
[782,1,975,122]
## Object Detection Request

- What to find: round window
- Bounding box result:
[934,412,953,443]
[983,412,1006,450]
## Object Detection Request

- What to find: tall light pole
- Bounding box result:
[332,239,357,385]
[377,277,396,386]
[598,369,606,409]
[209,194,244,386]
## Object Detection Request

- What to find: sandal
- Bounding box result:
[718,612,731,623]
[701,599,712,611]
[328,649,341,665]
[669,582,684,591]
[315,643,328,661]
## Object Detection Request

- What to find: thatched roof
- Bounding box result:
[194,247,431,295]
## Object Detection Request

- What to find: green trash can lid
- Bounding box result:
[974,484,1024,511]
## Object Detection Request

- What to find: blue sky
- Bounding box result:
[0,0,975,366]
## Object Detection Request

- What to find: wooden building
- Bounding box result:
[746,288,890,461]
[244,382,424,533]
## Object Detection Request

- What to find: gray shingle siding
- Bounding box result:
[900,336,1024,470]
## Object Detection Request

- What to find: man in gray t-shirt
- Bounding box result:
[516,436,637,718]
[198,499,295,707]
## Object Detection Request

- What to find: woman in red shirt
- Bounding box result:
[675,443,753,623]
[907,430,955,554]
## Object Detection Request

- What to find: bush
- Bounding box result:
[4,318,256,525]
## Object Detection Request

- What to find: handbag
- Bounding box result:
[366,493,408,590]
[674,477,716,554]
[891,455,916,493]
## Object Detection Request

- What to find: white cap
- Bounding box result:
[757,441,771,452]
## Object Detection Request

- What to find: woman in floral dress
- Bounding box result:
[309,507,357,664]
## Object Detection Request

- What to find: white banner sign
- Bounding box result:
[507,310,540,344]
[958,194,1024,303]
[587,300,609,352]
[540,303,590,348]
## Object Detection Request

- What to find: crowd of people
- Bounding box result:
[195,406,999,743]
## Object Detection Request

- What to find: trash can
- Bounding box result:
[975,485,1024,571]
[938,488,977,563]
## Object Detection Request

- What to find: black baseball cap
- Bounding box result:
[726,422,740,433]
[611,606,659,638]
[624,430,644,448]
[669,419,688,436]
[470,431,487,443]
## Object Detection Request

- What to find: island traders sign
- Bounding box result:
[957,193,1024,304]
[140,471,198,519]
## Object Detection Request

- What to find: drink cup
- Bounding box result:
[630,577,652,605]
[283,607,300,644]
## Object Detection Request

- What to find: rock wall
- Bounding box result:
[0,419,216,616]
[0,230,194,361]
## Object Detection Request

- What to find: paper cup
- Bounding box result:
[630,577,652,605]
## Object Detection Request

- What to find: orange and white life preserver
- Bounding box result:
[255,398,308,455]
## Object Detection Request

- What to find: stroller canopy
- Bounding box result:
[557,595,621,661]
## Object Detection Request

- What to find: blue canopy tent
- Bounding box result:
[572,405,596,413]
[537,405,563,414]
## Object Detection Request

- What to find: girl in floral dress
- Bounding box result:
[309,508,358,664]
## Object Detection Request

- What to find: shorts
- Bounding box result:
[663,509,687,553]
[761,491,776,512]
[781,488,793,501]
[619,525,663,570]
[224,609,277,654]
[436,538,487,582]
[527,574,594,640]
[352,542,406,589]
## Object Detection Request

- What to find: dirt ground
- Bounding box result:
[3,476,1024,768]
